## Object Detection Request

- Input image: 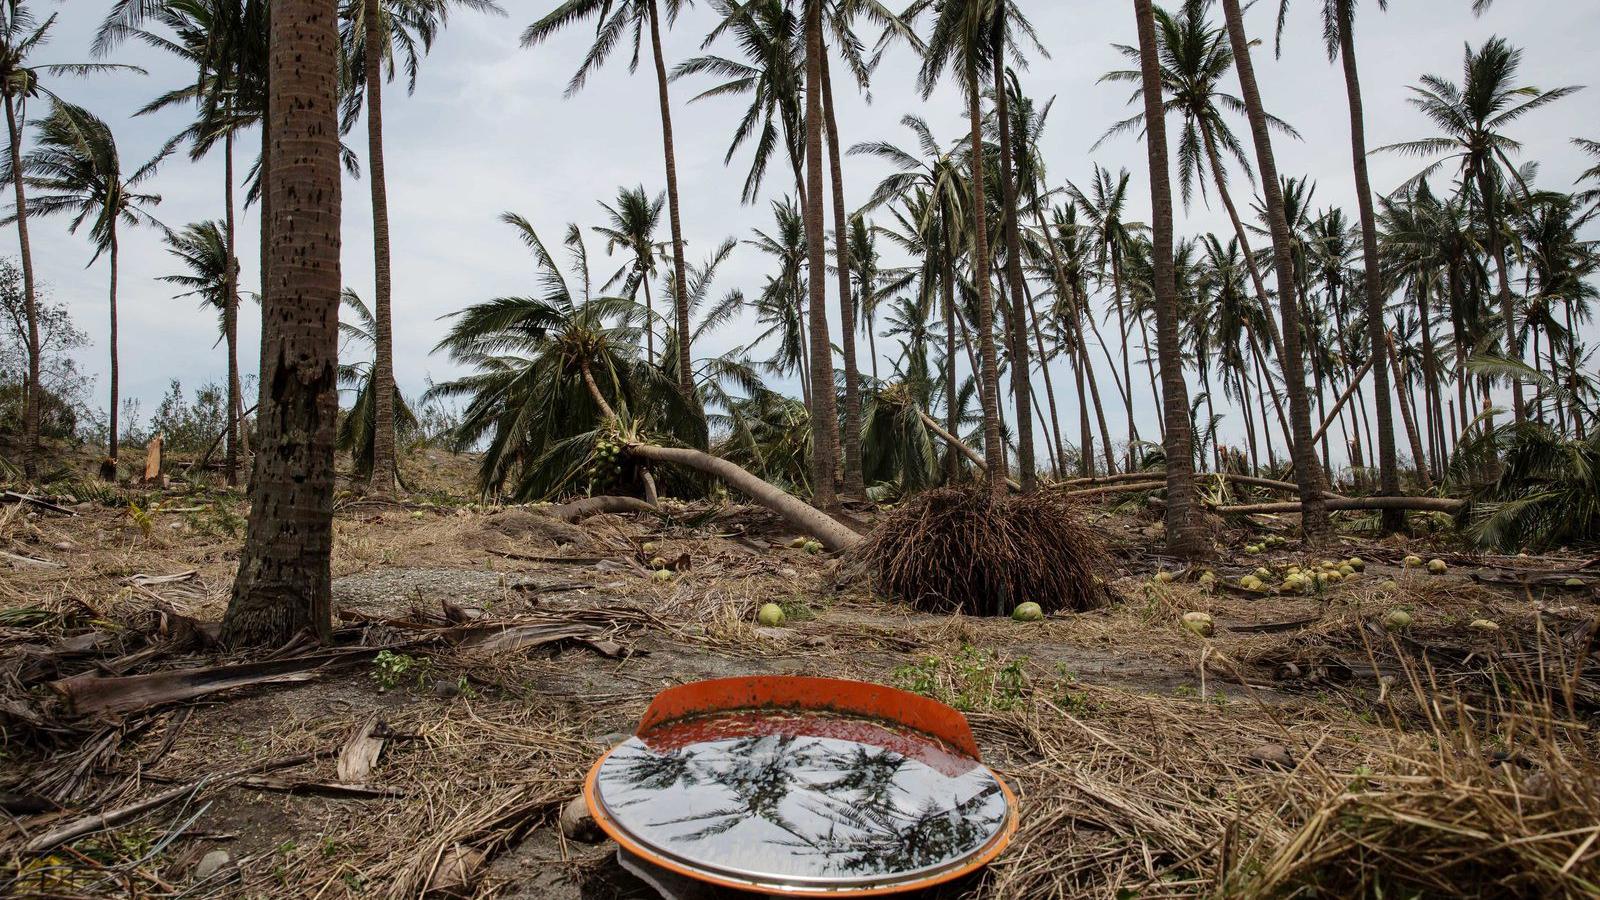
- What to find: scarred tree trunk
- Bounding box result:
[224,130,241,485]
[223,0,342,647]
[1220,0,1329,541]
[964,63,1006,500]
[364,0,398,497]
[5,94,40,480]
[645,0,696,407]
[819,49,863,497]
[1477,167,1525,423]
[1335,1,1403,531]
[802,0,838,508]
[992,37,1035,492]
[1136,0,1204,556]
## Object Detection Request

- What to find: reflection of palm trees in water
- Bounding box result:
[645,735,822,845]
[603,732,1005,878]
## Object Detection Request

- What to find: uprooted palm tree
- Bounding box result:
[1451,417,1600,553]
[428,212,859,547]
[338,289,418,482]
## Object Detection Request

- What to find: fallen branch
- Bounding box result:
[548,496,657,522]
[916,410,1022,493]
[49,647,382,717]
[1215,496,1466,516]
[1,491,78,516]
[627,443,861,551]
[2,550,64,569]
[1064,480,1166,499]
[1310,358,1373,446]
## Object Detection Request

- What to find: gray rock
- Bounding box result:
[194,850,232,881]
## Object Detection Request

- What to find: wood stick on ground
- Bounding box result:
[1215,497,1466,516]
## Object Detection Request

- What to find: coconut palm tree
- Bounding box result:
[1377,37,1581,425]
[523,0,699,406]
[745,195,812,399]
[1217,0,1329,540]
[2,102,167,476]
[915,0,1013,498]
[675,0,803,204]
[1133,0,1201,554]
[96,0,266,486]
[593,184,667,361]
[159,219,249,467]
[0,3,140,478]
[340,0,503,495]
[1067,165,1145,467]
[337,289,418,481]
[1097,0,1291,366]
[223,0,344,647]
[801,0,840,507]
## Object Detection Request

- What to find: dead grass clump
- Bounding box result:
[858,487,1107,616]
[479,508,590,548]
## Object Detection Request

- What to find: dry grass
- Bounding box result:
[857,487,1108,616]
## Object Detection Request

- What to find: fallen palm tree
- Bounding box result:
[855,487,1106,616]
[1215,496,1466,516]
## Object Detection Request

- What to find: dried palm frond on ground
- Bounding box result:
[856,487,1107,616]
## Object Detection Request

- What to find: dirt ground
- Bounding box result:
[2,451,1598,898]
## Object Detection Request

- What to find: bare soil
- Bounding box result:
[2,452,1598,898]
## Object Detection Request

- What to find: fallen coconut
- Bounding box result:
[1427,559,1448,574]
[789,537,808,549]
[1347,557,1366,572]
[803,540,823,555]
[652,569,673,583]
[1384,609,1413,631]
[1379,579,1399,591]
[1565,577,1586,587]
[1181,611,1215,637]
[1403,555,1423,568]
[1468,619,1500,632]
[1012,602,1044,622]
[757,603,786,627]
[649,557,668,569]
[1153,571,1175,584]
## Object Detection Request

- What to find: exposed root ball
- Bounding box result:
[858,487,1107,616]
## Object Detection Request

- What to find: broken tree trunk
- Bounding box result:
[1216,496,1465,516]
[627,443,861,551]
[548,496,658,522]
[1311,358,1372,447]
[916,409,1022,492]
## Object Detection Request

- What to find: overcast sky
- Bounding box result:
[25,0,1600,465]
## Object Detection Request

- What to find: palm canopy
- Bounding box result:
[427,214,701,499]
[912,0,1041,99]
[159,218,233,326]
[1,4,142,109]
[522,0,692,97]
[1375,37,1582,198]
[0,101,167,259]
[338,0,506,132]
[593,184,666,297]
[1098,0,1297,208]
[338,288,420,479]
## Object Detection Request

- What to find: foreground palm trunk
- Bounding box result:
[965,59,1007,501]
[644,0,695,406]
[224,130,241,485]
[803,0,838,508]
[364,0,398,496]
[1220,0,1329,541]
[1334,0,1402,531]
[1135,0,1204,556]
[5,95,40,480]
[223,0,342,647]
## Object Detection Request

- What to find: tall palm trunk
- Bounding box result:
[1136,0,1201,554]
[224,129,242,485]
[1476,168,1524,422]
[1385,330,1432,489]
[5,94,40,480]
[645,0,695,405]
[640,274,655,361]
[1022,280,1065,478]
[802,0,837,508]
[1110,251,1138,465]
[1335,1,1403,529]
[963,63,1005,500]
[107,230,120,471]
[223,0,342,647]
[363,0,398,496]
[819,49,862,497]
[1220,0,1329,540]
[942,242,959,482]
[991,36,1034,492]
